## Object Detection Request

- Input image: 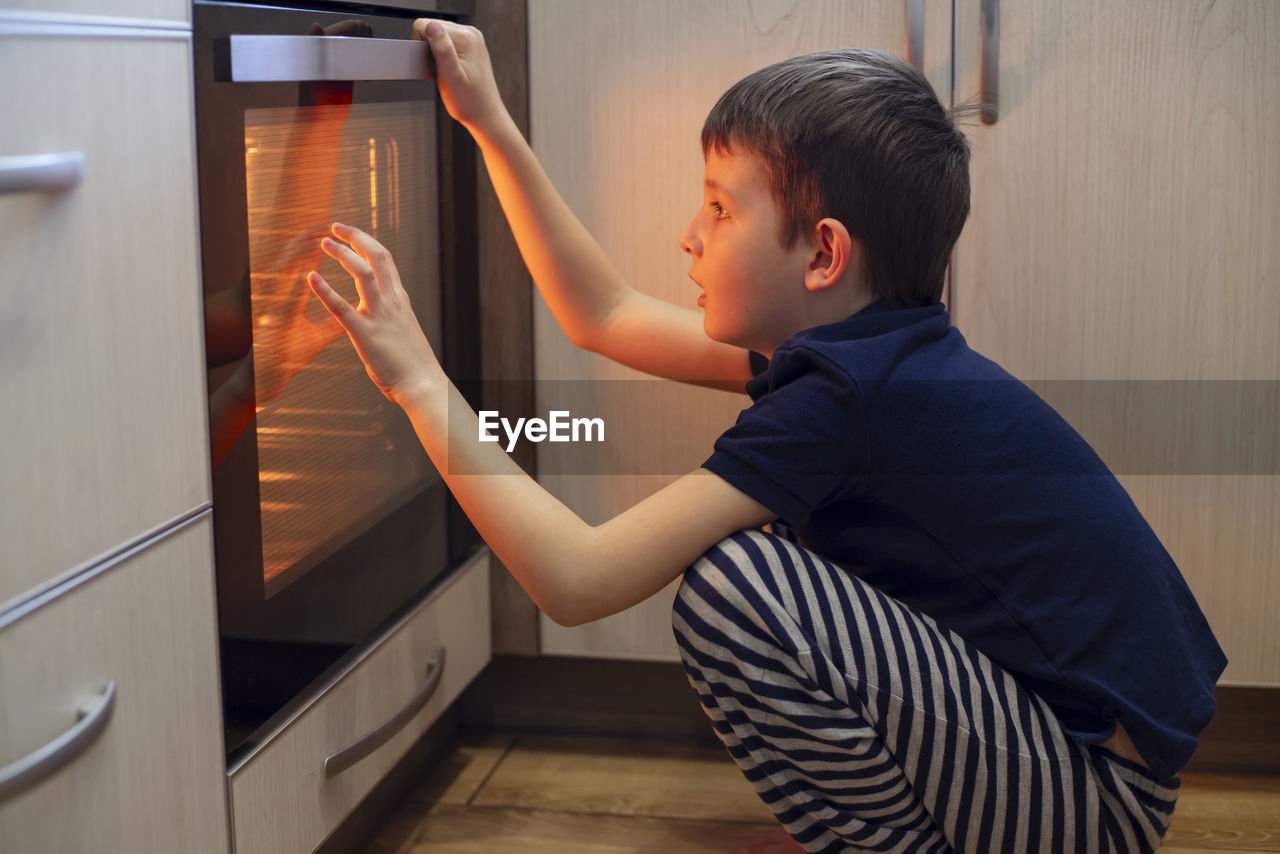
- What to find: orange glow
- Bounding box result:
[368,138,378,234]
[241,102,433,591]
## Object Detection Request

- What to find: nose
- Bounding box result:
[678,217,701,257]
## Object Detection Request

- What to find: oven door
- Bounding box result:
[194,1,479,739]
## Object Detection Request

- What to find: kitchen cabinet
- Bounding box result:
[951,0,1280,684]
[0,6,229,850]
[528,0,1279,681]
[0,12,209,613]
[0,515,228,854]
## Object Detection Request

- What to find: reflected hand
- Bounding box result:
[298,20,373,112]
[253,225,346,402]
[308,222,441,407]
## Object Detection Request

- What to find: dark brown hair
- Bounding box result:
[702,49,971,307]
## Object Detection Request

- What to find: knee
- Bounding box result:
[673,528,793,646]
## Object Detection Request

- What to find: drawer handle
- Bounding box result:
[323,648,446,778]
[0,152,85,194]
[980,0,1000,124]
[0,681,116,803]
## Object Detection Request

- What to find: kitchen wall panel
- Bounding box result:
[529,0,950,659]
[951,0,1280,683]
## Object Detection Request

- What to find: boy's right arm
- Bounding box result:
[414,19,755,393]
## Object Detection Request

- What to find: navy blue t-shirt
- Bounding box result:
[704,300,1227,781]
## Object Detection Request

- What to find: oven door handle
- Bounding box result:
[228,34,434,83]
[323,647,446,778]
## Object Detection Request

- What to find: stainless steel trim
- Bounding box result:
[0,504,212,630]
[905,0,925,72]
[230,34,432,82]
[980,0,999,124]
[322,648,446,778]
[225,546,487,777]
[0,10,191,39]
[0,681,116,802]
[0,153,84,194]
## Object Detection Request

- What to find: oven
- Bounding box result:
[192,0,480,756]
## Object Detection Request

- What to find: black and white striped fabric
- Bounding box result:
[672,529,1180,853]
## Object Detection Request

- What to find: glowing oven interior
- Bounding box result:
[242,102,441,596]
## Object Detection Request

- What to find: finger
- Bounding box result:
[320,234,379,305]
[330,222,400,296]
[307,271,361,331]
[415,18,462,81]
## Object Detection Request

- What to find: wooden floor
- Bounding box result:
[354,731,1280,853]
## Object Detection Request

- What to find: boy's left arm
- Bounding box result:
[309,224,775,627]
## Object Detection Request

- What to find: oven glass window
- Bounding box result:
[242,100,441,596]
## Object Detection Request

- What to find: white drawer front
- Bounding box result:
[229,549,493,854]
[0,514,229,854]
[0,33,209,610]
[0,3,189,23]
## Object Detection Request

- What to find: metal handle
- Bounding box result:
[0,681,116,803]
[0,152,84,194]
[229,35,432,82]
[980,0,1000,123]
[905,0,925,72]
[323,648,446,778]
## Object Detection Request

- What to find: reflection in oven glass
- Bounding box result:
[243,102,439,596]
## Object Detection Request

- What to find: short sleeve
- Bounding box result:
[704,346,869,526]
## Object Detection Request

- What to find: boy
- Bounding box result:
[306,19,1226,853]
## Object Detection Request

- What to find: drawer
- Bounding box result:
[0,3,189,23]
[229,548,493,854]
[0,32,209,611]
[0,513,229,854]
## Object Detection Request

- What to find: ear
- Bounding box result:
[803,218,858,293]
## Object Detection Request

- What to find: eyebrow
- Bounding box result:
[704,178,738,200]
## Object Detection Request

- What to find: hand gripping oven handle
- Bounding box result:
[0,681,116,802]
[323,647,446,778]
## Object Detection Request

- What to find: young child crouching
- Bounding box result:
[306,20,1225,854]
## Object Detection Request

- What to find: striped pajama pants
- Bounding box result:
[672,529,1180,853]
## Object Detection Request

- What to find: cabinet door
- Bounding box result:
[529,0,950,659]
[0,514,229,854]
[952,0,1280,682]
[0,30,209,611]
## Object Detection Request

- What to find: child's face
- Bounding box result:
[679,147,814,355]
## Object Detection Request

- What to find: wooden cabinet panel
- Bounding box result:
[229,549,492,854]
[952,0,1280,682]
[528,0,946,660]
[0,32,209,611]
[0,514,229,854]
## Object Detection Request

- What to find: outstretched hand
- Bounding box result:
[308,223,442,407]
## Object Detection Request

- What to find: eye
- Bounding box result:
[709,201,729,219]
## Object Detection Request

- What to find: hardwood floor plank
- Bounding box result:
[469,735,774,823]
[356,731,1280,854]
[392,803,782,853]
[405,731,517,807]
[1162,772,1280,851]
